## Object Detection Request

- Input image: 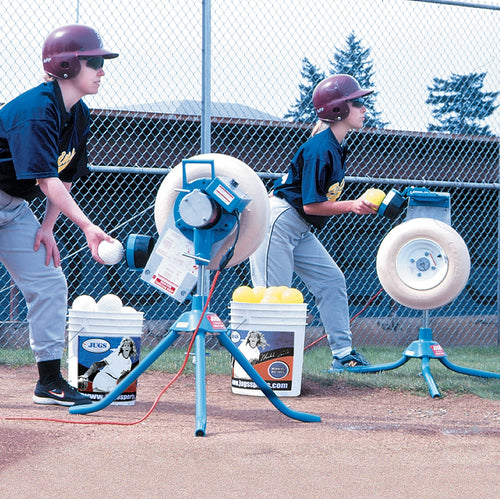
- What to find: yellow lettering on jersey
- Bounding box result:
[58,149,76,173]
[327,179,345,201]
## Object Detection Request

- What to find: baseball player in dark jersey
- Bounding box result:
[250,74,377,373]
[0,24,118,406]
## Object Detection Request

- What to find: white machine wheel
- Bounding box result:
[376,218,470,310]
[154,153,270,270]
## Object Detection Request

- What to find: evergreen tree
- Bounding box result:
[329,31,388,129]
[284,57,325,124]
[426,72,498,136]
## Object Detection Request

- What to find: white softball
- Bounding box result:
[97,239,124,265]
[96,293,123,312]
[122,306,137,313]
[71,295,97,312]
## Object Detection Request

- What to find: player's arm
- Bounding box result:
[83,360,107,378]
[38,177,94,230]
[37,177,112,263]
[78,360,108,390]
[304,196,377,216]
[33,182,72,267]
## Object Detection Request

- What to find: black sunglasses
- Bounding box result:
[79,56,105,70]
[349,98,366,108]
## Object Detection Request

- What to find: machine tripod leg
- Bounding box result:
[421,356,440,398]
[347,355,410,373]
[438,357,500,379]
[218,331,321,423]
[195,331,207,436]
[347,342,500,398]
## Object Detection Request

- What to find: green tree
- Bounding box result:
[329,31,388,129]
[426,72,498,136]
[284,57,325,124]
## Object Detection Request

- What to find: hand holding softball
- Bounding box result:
[362,188,386,210]
[351,195,382,215]
[97,239,125,265]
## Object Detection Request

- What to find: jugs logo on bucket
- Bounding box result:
[230,331,241,343]
[82,338,111,354]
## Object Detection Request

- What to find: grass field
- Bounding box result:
[1,345,499,400]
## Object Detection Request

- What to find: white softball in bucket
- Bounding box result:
[122,306,137,313]
[71,295,97,312]
[96,293,123,312]
[97,239,125,265]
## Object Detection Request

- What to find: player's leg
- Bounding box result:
[293,232,352,353]
[0,192,91,405]
[0,198,68,361]
[250,196,305,287]
[293,232,369,371]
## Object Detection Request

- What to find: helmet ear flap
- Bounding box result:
[49,54,82,79]
[330,101,350,121]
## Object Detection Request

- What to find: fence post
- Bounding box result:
[201,0,212,154]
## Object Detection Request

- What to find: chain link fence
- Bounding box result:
[1,0,499,354]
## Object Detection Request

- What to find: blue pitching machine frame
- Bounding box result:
[349,187,499,397]
[70,159,320,434]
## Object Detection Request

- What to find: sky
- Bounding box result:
[0,0,498,134]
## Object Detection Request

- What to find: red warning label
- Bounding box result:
[152,274,177,294]
[206,313,225,330]
[430,344,446,357]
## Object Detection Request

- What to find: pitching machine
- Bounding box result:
[348,187,500,397]
[70,154,320,434]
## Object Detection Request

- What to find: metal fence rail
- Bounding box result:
[0,1,498,354]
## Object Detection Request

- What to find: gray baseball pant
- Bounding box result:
[0,190,68,362]
[250,196,353,358]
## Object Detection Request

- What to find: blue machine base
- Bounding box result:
[70,307,320,434]
[347,327,500,397]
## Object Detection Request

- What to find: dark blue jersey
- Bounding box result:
[273,127,346,229]
[0,80,91,200]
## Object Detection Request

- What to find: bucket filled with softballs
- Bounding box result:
[229,286,307,397]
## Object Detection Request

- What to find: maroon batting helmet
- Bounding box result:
[312,74,373,122]
[42,24,118,79]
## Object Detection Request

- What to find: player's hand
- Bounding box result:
[351,196,379,215]
[34,226,61,267]
[83,223,114,264]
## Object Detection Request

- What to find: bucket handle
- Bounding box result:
[67,326,85,345]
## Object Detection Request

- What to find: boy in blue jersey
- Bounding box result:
[0,25,119,405]
[250,75,377,373]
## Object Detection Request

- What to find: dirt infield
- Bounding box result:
[1,365,499,498]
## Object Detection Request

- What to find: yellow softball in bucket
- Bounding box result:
[263,286,285,302]
[252,286,267,302]
[280,288,304,304]
[232,286,258,303]
[232,285,305,304]
[260,294,281,304]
